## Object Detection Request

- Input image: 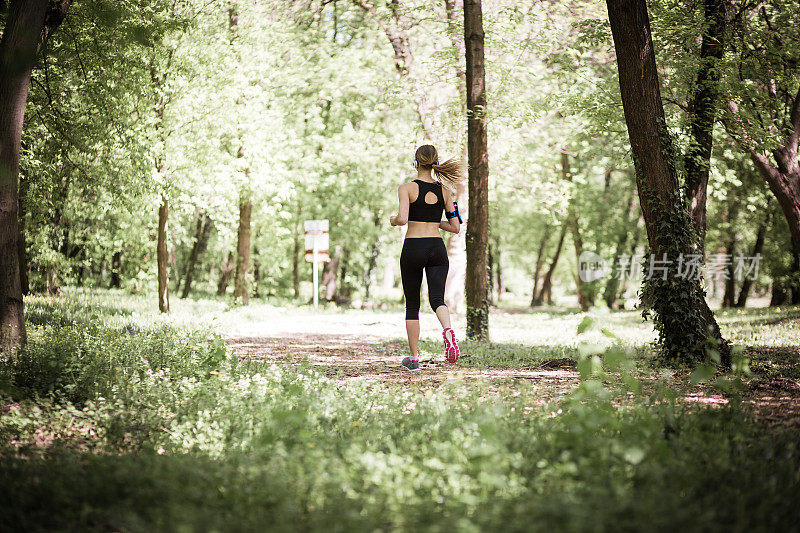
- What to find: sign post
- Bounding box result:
[304,220,330,308]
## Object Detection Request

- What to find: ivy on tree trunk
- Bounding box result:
[607,0,729,366]
[684,0,727,249]
[464,0,489,340]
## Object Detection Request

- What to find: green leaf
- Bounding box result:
[690,364,716,385]
[577,356,592,380]
[577,315,597,334]
[712,377,733,393]
[731,355,751,376]
[602,348,626,371]
[577,355,602,380]
[622,374,642,394]
[600,327,618,339]
[579,379,607,397]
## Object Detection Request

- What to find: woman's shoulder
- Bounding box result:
[397,180,419,198]
[440,185,454,204]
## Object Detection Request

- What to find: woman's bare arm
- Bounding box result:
[390,184,409,226]
[438,187,460,234]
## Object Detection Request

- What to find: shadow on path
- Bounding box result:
[227,332,580,396]
[226,332,800,426]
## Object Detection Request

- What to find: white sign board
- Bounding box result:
[304,219,329,234]
[304,219,330,308]
[304,220,330,262]
[304,234,329,262]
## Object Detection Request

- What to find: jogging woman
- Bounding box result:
[389,145,466,370]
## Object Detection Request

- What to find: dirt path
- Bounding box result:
[224,310,800,426]
[227,332,580,397]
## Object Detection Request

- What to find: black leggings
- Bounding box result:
[400,237,449,320]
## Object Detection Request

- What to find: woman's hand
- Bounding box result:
[391,213,408,226]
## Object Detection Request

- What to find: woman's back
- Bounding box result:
[405,179,445,238]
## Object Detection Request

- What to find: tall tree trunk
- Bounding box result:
[602,167,613,195]
[562,152,591,311]
[150,37,174,313]
[759,156,800,273]
[721,246,736,308]
[364,240,379,300]
[293,202,302,299]
[42,169,69,296]
[363,213,381,300]
[735,211,769,307]
[157,198,169,313]
[444,0,468,312]
[464,0,489,339]
[228,7,253,305]
[110,251,122,289]
[76,247,86,287]
[599,167,615,228]
[181,211,212,299]
[685,0,727,248]
[603,184,637,308]
[495,237,503,302]
[351,0,436,137]
[17,168,28,295]
[292,226,300,298]
[445,180,468,311]
[217,251,234,296]
[338,246,351,302]
[618,213,645,300]
[45,265,60,295]
[770,281,787,307]
[792,251,800,305]
[323,246,341,302]
[530,227,550,306]
[487,240,495,306]
[252,239,260,299]
[726,79,800,264]
[721,201,739,308]
[234,198,252,304]
[331,0,338,41]
[607,0,729,365]
[534,224,567,307]
[0,0,54,352]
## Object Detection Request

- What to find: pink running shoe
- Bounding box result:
[442,328,461,364]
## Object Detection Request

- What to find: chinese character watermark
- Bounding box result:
[577,251,760,283]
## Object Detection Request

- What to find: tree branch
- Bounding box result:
[787,83,800,154]
[39,0,70,50]
[749,150,782,185]
[663,96,690,113]
[723,98,757,152]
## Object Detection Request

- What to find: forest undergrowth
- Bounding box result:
[1,290,799,531]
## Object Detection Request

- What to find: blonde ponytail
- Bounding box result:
[414,144,467,193]
[432,158,467,192]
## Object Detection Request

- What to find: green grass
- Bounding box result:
[1,291,799,531]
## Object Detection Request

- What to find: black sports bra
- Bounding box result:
[408,179,445,223]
